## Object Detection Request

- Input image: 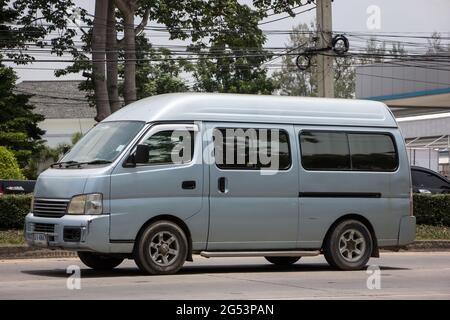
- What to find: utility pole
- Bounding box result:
[316,0,334,98]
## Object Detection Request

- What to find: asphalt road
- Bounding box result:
[0,252,449,299]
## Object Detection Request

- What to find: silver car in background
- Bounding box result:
[25,93,416,274]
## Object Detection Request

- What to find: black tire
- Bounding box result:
[77,251,123,270]
[265,256,301,266]
[134,220,188,275]
[323,219,373,270]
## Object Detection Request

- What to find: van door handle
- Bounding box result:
[182,180,196,190]
[218,177,227,193]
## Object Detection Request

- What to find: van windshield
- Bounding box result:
[60,121,145,164]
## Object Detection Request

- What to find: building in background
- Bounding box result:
[15,80,96,147]
[356,58,450,176]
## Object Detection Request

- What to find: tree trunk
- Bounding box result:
[123,11,137,105]
[92,0,111,121]
[106,1,121,113]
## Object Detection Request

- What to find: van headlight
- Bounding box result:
[67,193,103,215]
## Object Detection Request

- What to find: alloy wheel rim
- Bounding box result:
[149,231,179,266]
[338,229,366,262]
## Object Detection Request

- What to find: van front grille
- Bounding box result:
[33,198,69,218]
[33,223,55,233]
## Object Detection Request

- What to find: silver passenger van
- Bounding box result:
[25,93,416,274]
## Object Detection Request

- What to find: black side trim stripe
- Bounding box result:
[299,192,381,198]
[110,239,135,244]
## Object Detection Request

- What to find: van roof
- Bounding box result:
[104,93,398,128]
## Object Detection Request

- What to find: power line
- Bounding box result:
[3,24,450,39]
[3,50,450,63]
[258,5,316,25]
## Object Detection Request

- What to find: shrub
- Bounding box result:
[0,146,24,179]
[413,194,450,226]
[71,132,83,145]
[0,193,32,229]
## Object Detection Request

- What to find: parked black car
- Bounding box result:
[411,166,450,194]
[0,179,36,195]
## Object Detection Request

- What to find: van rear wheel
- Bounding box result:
[134,220,188,275]
[77,252,123,270]
[323,220,373,270]
[265,256,300,266]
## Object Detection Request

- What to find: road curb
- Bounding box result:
[404,240,450,251]
[0,245,77,259]
[0,240,449,259]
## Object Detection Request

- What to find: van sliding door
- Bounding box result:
[206,122,299,250]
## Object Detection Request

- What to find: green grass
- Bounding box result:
[416,224,450,240]
[0,229,25,245]
[0,225,449,246]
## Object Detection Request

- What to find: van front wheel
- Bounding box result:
[134,221,188,275]
[77,252,124,270]
[323,220,373,270]
[265,256,300,266]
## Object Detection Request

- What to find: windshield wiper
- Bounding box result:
[64,159,113,168]
[51,161,78,168]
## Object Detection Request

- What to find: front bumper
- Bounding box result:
[25,213,111,253]
[398,215,416,246]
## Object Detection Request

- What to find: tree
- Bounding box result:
[91,0,112,121]
[0,65,45,168]
[427,32,444,54]
[363,37,407,64]
[364,37,387,63]
[0,0,87,64]
[133,36,189,99]
[0,1,74,174]
[426,32,450,54]
[0,146,24,179]
[190,1,276,94]
[273,23,316,97]
[273,22,355,98]
[59,0,306,119]
[389,42,406,56]
[59,0,190,120]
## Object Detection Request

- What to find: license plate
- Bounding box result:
[33,233,48,246]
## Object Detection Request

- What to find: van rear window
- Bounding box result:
[299,131,398,171]
[348,133,397,171]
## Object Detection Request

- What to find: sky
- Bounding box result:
[9,0,450,82]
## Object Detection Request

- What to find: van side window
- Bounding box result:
[140,130,194,165]
[213,128,291,170]
[300,131,350,170]
[348,133,397,171]
[299,131,398,171]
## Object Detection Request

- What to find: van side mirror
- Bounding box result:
[135,144,150,164]
[123,144,150,168]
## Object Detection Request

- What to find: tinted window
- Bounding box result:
[412,170,450,189]
[300,131,350,170]
[300,131,398,171]
[140,130,194,165]
[348,134,397,171]
[214,128,291,170]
